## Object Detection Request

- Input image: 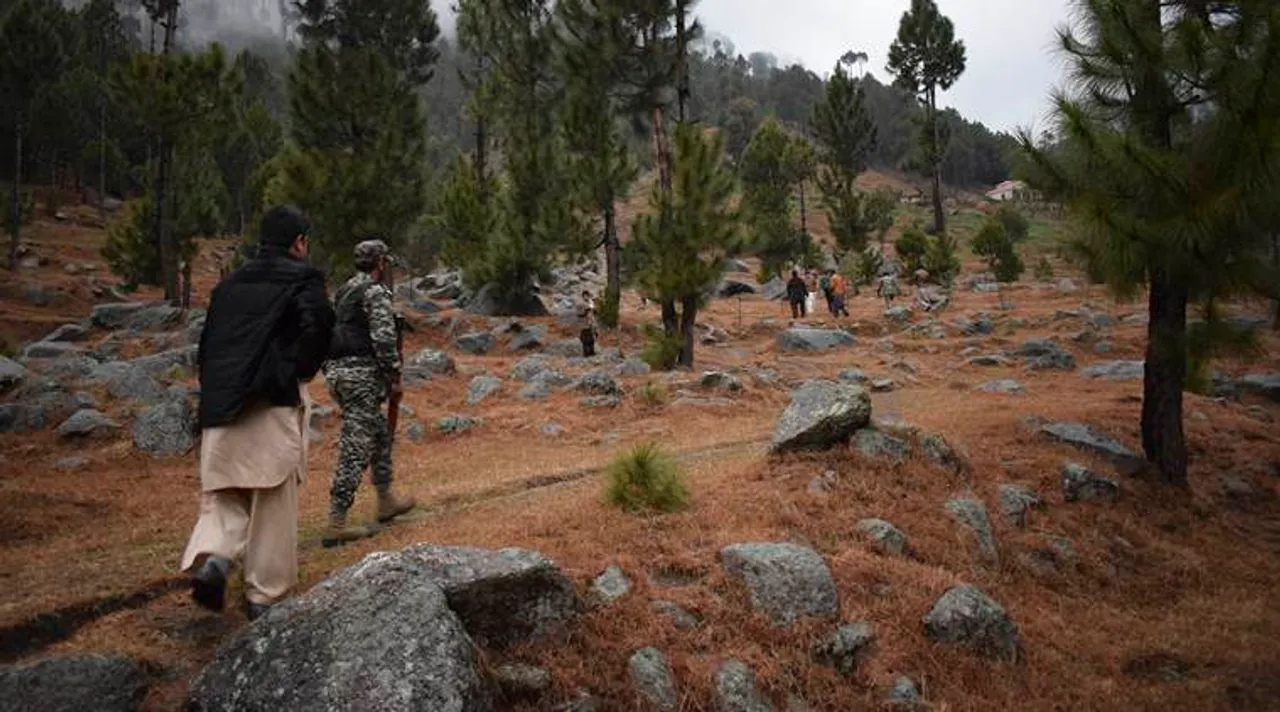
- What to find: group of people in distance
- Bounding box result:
[785,266,906,321]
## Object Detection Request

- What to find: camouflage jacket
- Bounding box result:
[326,272,402,380]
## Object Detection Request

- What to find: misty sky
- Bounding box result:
[695,0,1073,133]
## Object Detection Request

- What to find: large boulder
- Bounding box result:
[55,409,119,439]
[466,283,549,317]
[0,380,77,432]
[856,518,908,556]
[133,395,196,457]
[129,346,197,378]
[21,341,82,361]
[629,648,678,711]
[0,653,149,712]
[465,376,502,406]
[42,323,90,343]
[399,545,580,648]
[922,585,1021,660]
[853,429,911,465]
[760,277,787,301]
[1039,422,1142,473]
[1236,373,1280,403]
[1014,339,1076,371]
[720,542,838,625]
[771,380,872,453]
[510,356,549,382]
[454,331,496,356]
[718,280,757,298]
[776,328,855,353]
[506,324,547,352]
[1061,463,1120,503]
[89,302,182,332]
[812,622,876,676]
[1080,360,1145,381]
[575,371,621,397]
[997,484,1042,527]
[715,659,774,712]
[188,552,493,712]
[944,498,1000,564]
[88,362,167,403]
[406,349,457,379]
[0,356,26,392]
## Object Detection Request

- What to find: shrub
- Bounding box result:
[640,324,682,371]
[638,381,670,407]
[598,285,621,329]
[972,218,1025,283]
[102,196,159,287]
[1,185,35,235]
[995,204,1030,242]
[894,223,928,275]
[1034,255,1054,281]
[924,233,961,285]
[853,245,884,286]
[605,442,689,514]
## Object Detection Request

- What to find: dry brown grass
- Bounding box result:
[1,215,1279,711]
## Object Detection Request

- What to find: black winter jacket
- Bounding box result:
[197,248,335,429]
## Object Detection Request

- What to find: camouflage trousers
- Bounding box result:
[324,362,392,518]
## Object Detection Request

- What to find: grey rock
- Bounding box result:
[1081,360,1145,381]
[1015,339,1076,371]
[43,323,90,343]
[700,325,731,345]
[0,380,76,432]
[0,404,28,433]
[856,519,908,556]
[466,283,549,317]
[580,395,621,408]
[589,566,632,606]
[519,380,552,401]
[42,354,99,382]
[720,542,838,625]
[715,659,774,712]
[507,324,548,352]
[671,396,736,408]
[888,676,924,709]
[55,456,91,471]
[1093,341,1114,354]
[718,279,758,298]
[807,470,838,496]
[89,302,182,332]
[998,484,1043,527]
[725,259,752,274]
[975,379,1026,395]
[407,349,457,379]
[1057,278,1079,293]
[776,328,855,353]
[921,432,967,472]
[90,362,167,403]
[973,282,1000,293]
[760,277,787,301]
[961,314,994,336]
[1040,422,1141,472]
[466,376,502,406]
[923,585,1021,660]
[752,369,780,387]
[401,545,580,648]
[812,621,876,675]
[838,368,868,384]
[0,654,148,712]
[133,396,196,457]
[700,371,743,392]
[21,341,82,360]
[966,354,1013,368]
[1061,462,1120,503]
[1236,373,1280,402]
[128,346,197,378]
[18,255,40,270]
[884,305,913,323]
[541,422,564,437]
[629,648,678,712]
[0,357,26,392]
[547,338,586,358]
[652,601,700,630]
[576,371,621,396]
[493,664,552,700]
[854,429,911,465]
[188,551,492,711]
[945,498,1000,564]
[870,378,896,393]
[55,409,119,439]
[511,356,550,382]
[437,415,481,435]
[617,357,651,377]
[405,421,426,443]
[454,331,496,355]
[771,380,872,453]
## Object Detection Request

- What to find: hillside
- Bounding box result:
[0,206,1278,710]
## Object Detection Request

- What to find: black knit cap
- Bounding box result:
[259,205,310,247]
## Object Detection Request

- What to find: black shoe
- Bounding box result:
[245,602,272,622]
[191,557,229,612]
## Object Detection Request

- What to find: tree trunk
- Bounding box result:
[798,180,807,236]
[9,126,21,271]
[675,0,689,123]
[98,103,107,222]
[652,106,671,194]
[156,141,177,302]
[660,298,678,370]
[677,295,697,368]
[181,259,192,309]
[928,91,946,235]
[1141,268,1189,486]
[1272,234,1279,330]
[602,203,621,328]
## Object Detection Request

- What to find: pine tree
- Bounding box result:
[812,61,877,257]
[631,124,739,369]
[888,0,966,235]
[895,222,928,277]
[864,188,898,248]
[972,216,1024,283]
[1020,0,1280,485]
[279,0,438,275]
[782,135,816,239]
[0,0,68,269]
[740,119,808,277]
[557,0,642,328]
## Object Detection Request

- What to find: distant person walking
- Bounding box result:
[323,240,417,547]
[830,271,850,317]
[786,269,808,319]
[819,270,835,315]
[579,290,598,357]
[877,273,901,310]
[182,205,334,621]
[804,271,819,316]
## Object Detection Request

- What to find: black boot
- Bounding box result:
[191,556,230,612]
[245,601,272,622]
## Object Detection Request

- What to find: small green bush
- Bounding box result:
[1033,255,1054,281]
[605,442,690,514]
[638,381,670,407]
[598,285,621,329]
[895,223,929,275]
[641,324,682,371]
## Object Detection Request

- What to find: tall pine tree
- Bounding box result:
[812,61,877,257]
[740,118,807,277]
[887,0,966,235]
[1020,0,1280,485]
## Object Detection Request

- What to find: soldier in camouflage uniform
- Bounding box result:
[322,239,416,546]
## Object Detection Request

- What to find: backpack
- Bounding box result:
[819,275,832,295]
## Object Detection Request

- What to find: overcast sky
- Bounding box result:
[694,0,1073,134]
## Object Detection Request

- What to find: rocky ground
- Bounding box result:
[1,214,1279,711]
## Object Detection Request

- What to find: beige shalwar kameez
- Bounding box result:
[180,384,312,605]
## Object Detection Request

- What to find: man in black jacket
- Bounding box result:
[180,205,335,620]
